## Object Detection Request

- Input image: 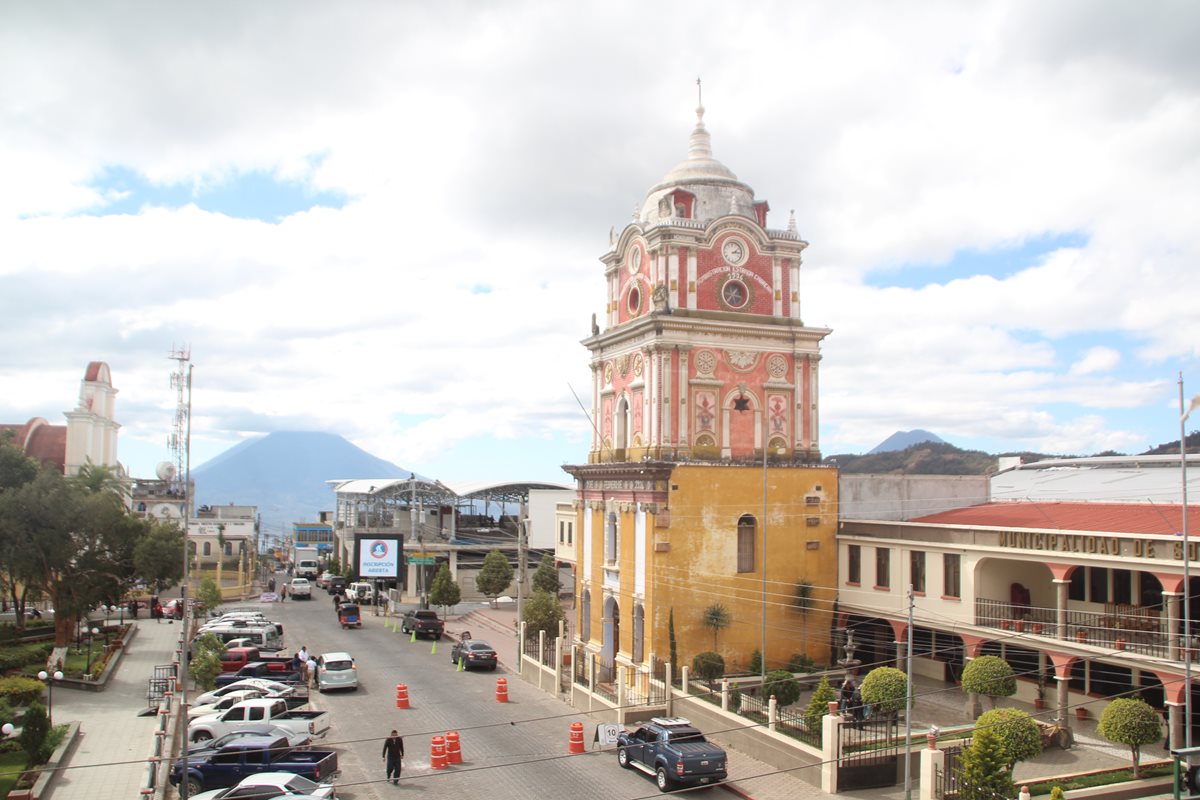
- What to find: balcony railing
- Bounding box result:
[974,597,1173,660]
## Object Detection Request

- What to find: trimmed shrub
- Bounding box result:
[787,653,816,673]
[860,667,909,715]
[748,649,762,675]
[1098,698,1163,778]
[763,669,802,707]
[976,707,1041,767]
[959,726,1014,800]
[730,682,742,712]
[18,702,50,764]
[0,677,46,707]
[961,656,1017,710]
[0,643,53,672]
[805,675,838,734]
[692,651,725,688]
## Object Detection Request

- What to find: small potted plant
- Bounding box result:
[1115,638,1126,650]
[1076,629,1088,643]
[1034,674,1048,711]
[1031,622,1044,635]
[1014,619,1025,633]
[1001,619,1012,631]
[1076,706,1089,721]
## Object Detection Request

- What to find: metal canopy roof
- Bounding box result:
[328,477,571,505]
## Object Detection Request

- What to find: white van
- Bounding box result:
[297,560,319,579]
[202,623,284,652]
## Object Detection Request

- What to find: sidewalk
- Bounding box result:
[45,618,183,800]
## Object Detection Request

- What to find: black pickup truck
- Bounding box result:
[215,661,302,688]
[617,717,727,792]
[401,609,444,639]
[169,735,338,795]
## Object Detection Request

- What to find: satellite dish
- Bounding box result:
[156,462,177,481]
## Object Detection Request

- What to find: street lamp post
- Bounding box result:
[103,605,112,642]
[1181,376,1200,750]
[85,627,99,676]
[37,670,62,726]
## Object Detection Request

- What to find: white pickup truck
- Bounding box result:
[189,698,330,743]
[288,578,312,599]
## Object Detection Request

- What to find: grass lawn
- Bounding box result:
[0,750,30,796]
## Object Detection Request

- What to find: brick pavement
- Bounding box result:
[45,617,182,800]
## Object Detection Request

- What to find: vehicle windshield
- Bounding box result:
[284,775,319,792]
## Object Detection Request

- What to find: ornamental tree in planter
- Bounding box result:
[961,656,1017,712]
[975,707,1042,769]
[1098,697,1163,778]
[860,667,909,717]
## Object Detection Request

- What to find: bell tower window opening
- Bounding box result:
[605,512,619,566]
[737,514,756,573]
[615,396,630,454]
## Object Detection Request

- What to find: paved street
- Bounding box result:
[266,593,728,800]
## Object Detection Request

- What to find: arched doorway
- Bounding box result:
[614,397,630,459]
[602,595,620,683]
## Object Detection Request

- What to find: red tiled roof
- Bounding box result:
[913,501,1199,536]
[0,418,66,473]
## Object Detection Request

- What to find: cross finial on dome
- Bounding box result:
[697,76,702,107]
[787,209,797,233]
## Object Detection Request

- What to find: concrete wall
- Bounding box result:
[839,474,988,521]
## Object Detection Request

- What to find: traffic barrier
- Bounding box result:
[431,735,448,769]
[446,730,462,764]
[569,721,585,754]
[395,683,410,709]
[495,677,508,703]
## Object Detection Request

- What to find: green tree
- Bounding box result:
[691,651,725,689]
[763,669,801,707]
[961,656,1017,711]
[794,579,814,653]
[133,521,185,594]
[428,563,462,615]
[958,726,1014,800]
[18,701,51,764]
[860,666,909,716]
[197,577,223,613]
[1098,698,1162,777]
[749,649,762,674]
[804,675,838,735]
[189,633,225,692]
[702,603,730,650]
[531,554,560,595]
[523,589,565,637]
[976,707,1042,768]
[475,549,513,606]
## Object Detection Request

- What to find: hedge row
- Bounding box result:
[0,678,45,707]
[0,644,52,674]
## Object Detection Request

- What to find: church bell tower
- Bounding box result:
[584,104,830,465]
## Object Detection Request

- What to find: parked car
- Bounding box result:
[289,579,312,600]
[616,716,727,792]
[316,652,357,692]
[189,689,268,719]
[194,680,298,707]
[170,736,338,795]
[185,725,312,758]
[189,698,330,743]
[215,661,302,689]
[400,609,444,639]
[326,576,347,596]
[315,571,333,590]
[450,639,498,671]
[188,771,336,800]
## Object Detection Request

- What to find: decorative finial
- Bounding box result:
[787,209,797,234]
[696,76,702,108]
[632,202,640,220]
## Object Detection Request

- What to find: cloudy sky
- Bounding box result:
[3,1,1198,484]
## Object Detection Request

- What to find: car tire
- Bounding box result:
[488,664,497,671]
[618,748,631,768]
[191,731,212,743]
[187,776,203,796]
[656,767,676,793]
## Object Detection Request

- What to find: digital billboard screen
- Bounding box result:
[356,537,400,578]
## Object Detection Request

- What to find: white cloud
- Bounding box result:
[2,0,1198,479]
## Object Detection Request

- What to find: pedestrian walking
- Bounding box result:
[307,655,319,689]
[281,585,287,601]
[382,730,404,785]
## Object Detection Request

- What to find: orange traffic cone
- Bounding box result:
[395,683,410,709]
[495,677,508,703]
[569,721,585,754]
[446,730,462,764]
[431,735,448,769]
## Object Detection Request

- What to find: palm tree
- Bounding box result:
[703,603,730,650]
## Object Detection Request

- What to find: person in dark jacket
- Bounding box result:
[382,730,404,785]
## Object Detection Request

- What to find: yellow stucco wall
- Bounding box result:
[575,462,838,675]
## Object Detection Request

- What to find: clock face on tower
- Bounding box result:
[722,237,747,266]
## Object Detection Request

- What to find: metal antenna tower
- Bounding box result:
[168,346,191,492]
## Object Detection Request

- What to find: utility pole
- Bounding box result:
[170,350,193,800]
[516,518,529,638]
[904,583,915,800]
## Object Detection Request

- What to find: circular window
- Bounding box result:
[629,247,642,274]
[628,285,642,315]
[720,279,749,310]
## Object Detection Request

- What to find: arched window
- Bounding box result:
[581,590,591,641]
[224,541,233,556]
[737,514,756,573]
[202,541,212,556]
[605,512,618,565]
[137,502,146,512]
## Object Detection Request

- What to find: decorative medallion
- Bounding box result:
[604,362,613,385]
[766,354,788,379]
[616,354,631,377]
[724,350,759,371]
[722,236,748,266]
[694,350,717,375]
[633,354,644,378]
